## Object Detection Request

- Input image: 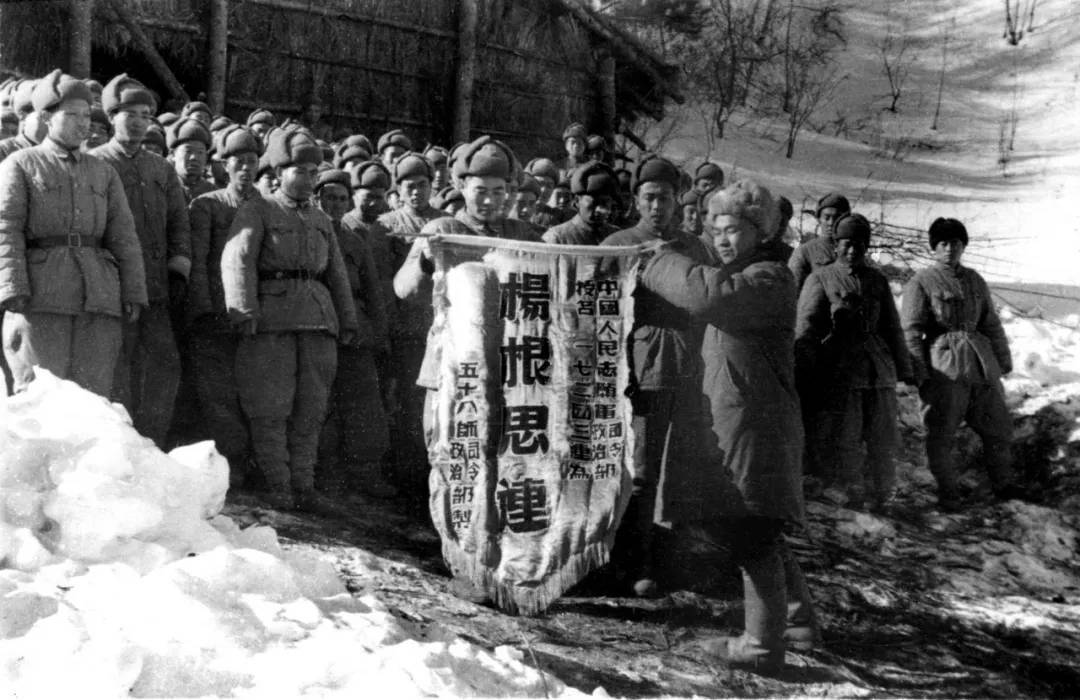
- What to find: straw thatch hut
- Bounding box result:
[0,0,680,156]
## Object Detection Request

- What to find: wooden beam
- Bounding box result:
[206,0,228,113]
[68,0,93,78]
[596,47,617,145]
[243,0,456,39]
[453,0,478,143]
[103,0,189,102]
[554,0,684,104]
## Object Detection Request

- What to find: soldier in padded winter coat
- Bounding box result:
[795,213,913,511]
[901,218,1020,511]
[0,70,147,397]
[222,129,358,513]
[639,180,810,673]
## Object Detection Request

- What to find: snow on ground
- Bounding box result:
[0,371,583,699]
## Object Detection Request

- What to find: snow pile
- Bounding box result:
[0,370,582,698]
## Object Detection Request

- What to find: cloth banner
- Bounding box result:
[426,234,640,615]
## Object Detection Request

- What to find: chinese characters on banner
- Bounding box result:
[426,235,640,615]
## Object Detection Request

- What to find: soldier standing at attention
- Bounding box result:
[313,167,396,499]
[795,213,913,511]
[186,125,262,486]
[901,218,1023,511]
[93,74,191,447]
[167,116,216,203]
[600,155,713,597]
[542,161,619,246]
[222,129,358,512]
[0,70,147,396]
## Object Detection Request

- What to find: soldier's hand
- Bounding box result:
[124,303,142,323]
[1,295,30,313]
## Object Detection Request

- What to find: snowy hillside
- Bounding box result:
[648,0,1080,286]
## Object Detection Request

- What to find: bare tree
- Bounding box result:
[1004,0,1039,45]
[773,0,846,157]
[879,12,912,113]
[930,16,953,130]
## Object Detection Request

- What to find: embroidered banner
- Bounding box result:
[426,234,640,615]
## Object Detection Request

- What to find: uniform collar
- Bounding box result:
[43,137,83,162]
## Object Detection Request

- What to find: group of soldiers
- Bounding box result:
[0,68,1025,672]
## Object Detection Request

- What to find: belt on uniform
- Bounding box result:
[258,269,325,283]
[27,234,102,249]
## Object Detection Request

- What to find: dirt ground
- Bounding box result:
[223,390,1080,698]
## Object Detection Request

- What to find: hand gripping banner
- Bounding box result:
[426,234,640,615]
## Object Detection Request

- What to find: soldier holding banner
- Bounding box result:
[600,154,713,598]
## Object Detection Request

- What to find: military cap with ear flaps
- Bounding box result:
[451,135,517,181]
[166,116,212,150]
[101,73,156,115]
[213,124,262,159]
[570,160,618,197]
[350,160,391,190]
[631,154,681,192]
[31,70,94,113]
[377,128,412,154]
[263,128,322,169]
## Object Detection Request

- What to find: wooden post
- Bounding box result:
[105,0,190,103]
[453,0,478,143]
[68,0,94,78]
[207,0,228,113]
[596,47,617,148]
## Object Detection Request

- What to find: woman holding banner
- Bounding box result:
[638,180,811,673]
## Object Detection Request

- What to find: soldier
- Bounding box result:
[186,125,263,484]
[788,192,850,291]
[142,123,166,157]
[534,174,574,229]
[902,218,1022,511]
[559,122,588,177]
[424,145,450,191]
[222,129,358,512]
[693,161,724,196]
[0,79,47,162]
[600,155,713,597]
[299,99,333,142]
[0,69,147,396]
[333,134,374,171]
[93,73,191,447]
[245,107,276,141]
[167,116,216,203]
[377,129,411,171]
[525,157,559,206]
[542,160,619,246]
[313,167,396,499]
[255,152,276,198]
[678,190,702,239]
[342,161,394,286]
[394,135,542,597]
[640,179,811,671]
[180,101,213,127]
[83,106,111,151]
[509,172,542,225]
[431,185,464,216]
[795,213,913,511]
[0,79,18,139]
